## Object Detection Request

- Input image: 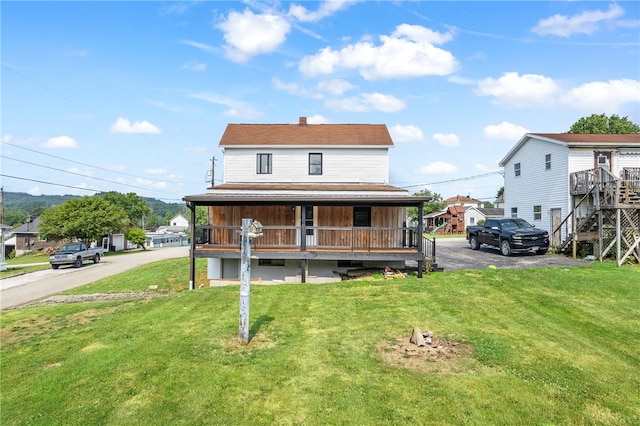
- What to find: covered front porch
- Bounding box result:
[183,189,432,287]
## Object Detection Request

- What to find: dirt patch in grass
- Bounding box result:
[377,337,476,374]
[8,292,173,310]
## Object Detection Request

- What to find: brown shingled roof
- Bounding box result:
[219,117,394,146]
[531,133,640,143]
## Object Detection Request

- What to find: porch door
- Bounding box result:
[550,208,562,246]
[296,206,317,246]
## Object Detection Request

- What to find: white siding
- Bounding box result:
[503,139,569,233]
[614,152,640,173]
[222,147,389,184]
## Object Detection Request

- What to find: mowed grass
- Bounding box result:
[1,261,639,425]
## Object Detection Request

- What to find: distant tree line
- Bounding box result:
[1,191,188,229]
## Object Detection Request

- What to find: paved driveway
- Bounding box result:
[432,237,590,271]
[0,246,189,310]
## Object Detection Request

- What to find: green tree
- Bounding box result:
[125,227,147,250]
[98,191,151,227]
[407,189,446,222]
[39,196,128,244]
[195,206,208,225]
[568,114,640,134]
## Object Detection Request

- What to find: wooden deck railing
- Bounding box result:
[194,225,424,253]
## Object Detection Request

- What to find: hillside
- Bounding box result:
[1,192,186,227]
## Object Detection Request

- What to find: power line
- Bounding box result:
[0,174,101,193]
[0,155,182,196]
[0,139,189,185]
[399,171,503,189]
[2,64,96,115]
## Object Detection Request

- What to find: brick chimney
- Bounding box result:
[299,116,307,126]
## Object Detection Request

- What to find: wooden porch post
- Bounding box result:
[300,205,307,283]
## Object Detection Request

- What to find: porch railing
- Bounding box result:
[194,225,423,252]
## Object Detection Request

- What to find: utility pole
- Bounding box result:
[210,156,217,187]
[0,186,4,225]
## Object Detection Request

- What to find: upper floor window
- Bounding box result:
[257,153,272,174]
[309,153,323,175]
[514,163,521,177]
[511,207,518,218]
[545,154,551,170]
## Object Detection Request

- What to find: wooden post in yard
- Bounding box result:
[239,218,251,344]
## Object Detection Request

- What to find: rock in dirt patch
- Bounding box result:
[377,327,475,374]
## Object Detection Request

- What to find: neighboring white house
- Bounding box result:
[168,212,189,229]
[498,133,640,239]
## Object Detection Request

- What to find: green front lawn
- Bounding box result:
[1,261,638,425]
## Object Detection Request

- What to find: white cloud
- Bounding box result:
[271,77,321,98]
[389,124,424,143]
[560,79,640,113]
[146,168,167,175]
[317,79,355,95]
[483,121,530,140]
[223,107,264,119]
[307,114,330,124]
[179,40,216,54]
[42,135,78,148]
[299,24,458,80]
[217,9,290,62]
[432,133,460,147]
[181,60,206,71]
[110,118,161,134]
[288,1,359,23]
[419,161,458,174]
[532,4,625,37]
[475,72,560,108]
[325,92,406,112]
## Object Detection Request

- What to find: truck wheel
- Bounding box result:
[500,240,512,256]
[93,254,100,264]
[74,257,83,268]
[536,248,548,255]
[469,236,480,250]
[51,264,59,270]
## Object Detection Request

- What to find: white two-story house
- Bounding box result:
[183,117,432,286]
[499,133,640,250]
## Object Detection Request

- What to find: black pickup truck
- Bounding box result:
[466,218,550,256]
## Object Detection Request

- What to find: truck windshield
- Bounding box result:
[61,244,82,251]
[503,219,532,229]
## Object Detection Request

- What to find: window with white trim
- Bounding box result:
[545,154,551,170]
[511,207,518,218]
[534,205,542,221]
[257,153,272,174]
[514,163,521,177]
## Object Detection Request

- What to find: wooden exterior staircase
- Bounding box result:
[554,167,640,265]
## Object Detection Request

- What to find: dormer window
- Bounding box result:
[257,153,272,174]
[309,153,322,175]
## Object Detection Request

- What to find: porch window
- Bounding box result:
[353,207,371,227]
[511,207,518,218]
[338,260,363,267]
[258,259,285,266]
[545,154,551,170]
[257,153,272,174]
[309,153,322,175]
[514,162,521,177]
[534,205,542,221]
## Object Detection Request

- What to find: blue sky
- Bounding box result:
[2,1,639,204]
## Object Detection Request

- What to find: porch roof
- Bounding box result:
[183,183,430,207]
